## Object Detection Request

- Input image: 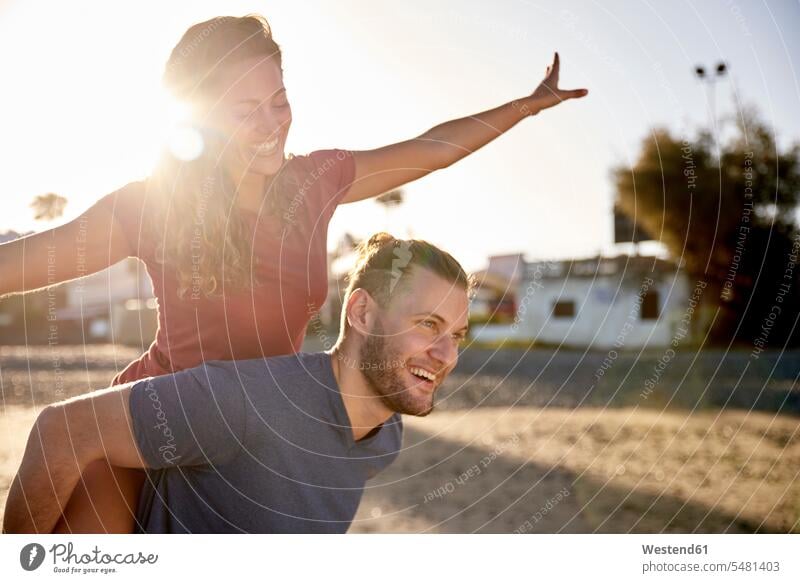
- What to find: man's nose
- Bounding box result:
[428,334,459,372]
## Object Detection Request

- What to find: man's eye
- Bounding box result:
[421,320,436,329]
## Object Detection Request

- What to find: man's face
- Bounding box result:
[358,266,470,417]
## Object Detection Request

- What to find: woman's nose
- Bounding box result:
[253,109,287,136]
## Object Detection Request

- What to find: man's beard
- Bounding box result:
[358,320,435,417]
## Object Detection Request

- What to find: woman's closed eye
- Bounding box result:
[235,109,257,121]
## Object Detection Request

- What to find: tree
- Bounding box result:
[374,188,409,236]
[374,189,404,208]
[613,107,800,347]
[30,193,67,221]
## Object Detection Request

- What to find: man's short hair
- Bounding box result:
[340,232,474,332]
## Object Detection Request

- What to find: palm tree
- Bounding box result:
[375,189,404,209]
[30,193,67,221]
[375,188,406,234]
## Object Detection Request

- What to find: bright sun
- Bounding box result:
[0,2,214,232]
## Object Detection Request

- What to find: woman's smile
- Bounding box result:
[252,135,281,157]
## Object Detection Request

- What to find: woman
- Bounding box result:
[0,14,586,533]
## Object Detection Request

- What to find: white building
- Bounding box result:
[57,258,156,345]
[469,253,524,321]
[473,255,693,349]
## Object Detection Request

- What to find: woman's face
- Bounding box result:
[207,55,292,177]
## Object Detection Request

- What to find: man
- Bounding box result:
[3,232,472,533]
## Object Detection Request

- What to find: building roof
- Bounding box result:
[0,230,29,244]
[523,254,678,280]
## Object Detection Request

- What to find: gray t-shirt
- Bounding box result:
[128,351,403,533]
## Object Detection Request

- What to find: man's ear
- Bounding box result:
[345,288,377,336]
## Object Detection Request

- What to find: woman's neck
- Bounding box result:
[235,171,274,213]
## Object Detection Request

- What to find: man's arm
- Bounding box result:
[2,385,144,534]
[3,363,248,534]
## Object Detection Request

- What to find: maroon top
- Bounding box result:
[100,149,355,385]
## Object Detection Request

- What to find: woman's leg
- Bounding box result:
[51,461,145,533]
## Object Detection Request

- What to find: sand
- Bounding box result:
[351,407,799,533]
[2,344,798,533]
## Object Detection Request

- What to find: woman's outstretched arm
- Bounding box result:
[0,183,138,297]
[342,52,588,203]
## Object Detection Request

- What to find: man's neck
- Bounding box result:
[327,347,395,442]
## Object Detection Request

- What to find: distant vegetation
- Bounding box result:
[614,106,800,347]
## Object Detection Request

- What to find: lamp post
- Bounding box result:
[694,61,728,132]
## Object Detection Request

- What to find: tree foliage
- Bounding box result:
[30,193,67,221]
[614,107,800,347]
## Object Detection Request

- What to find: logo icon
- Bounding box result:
[19,543,46,571]
[389,241,412,294]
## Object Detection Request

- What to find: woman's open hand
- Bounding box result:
[344,52,588,203]
[527,52,588,113]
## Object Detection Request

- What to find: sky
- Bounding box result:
[0,0,798,271]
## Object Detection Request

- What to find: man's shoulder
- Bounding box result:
[194,351,322,368]
[201,353,340,439]
[253,351,330,375]
[193,352,331,389]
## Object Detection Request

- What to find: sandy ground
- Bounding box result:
[0,405,38,523]
[2,345,798,533]
[351,407,800,533]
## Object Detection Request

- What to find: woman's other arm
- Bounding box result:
[0,182,141,297]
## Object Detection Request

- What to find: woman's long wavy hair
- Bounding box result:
[148,14,296,298]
